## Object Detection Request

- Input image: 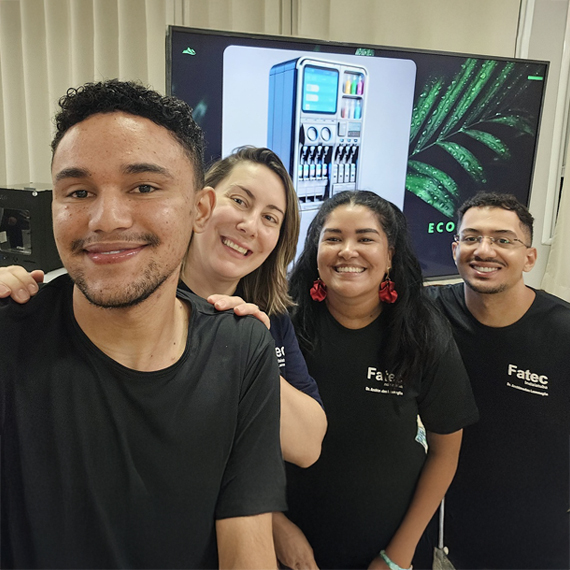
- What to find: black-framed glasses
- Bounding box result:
[453,234,531,249]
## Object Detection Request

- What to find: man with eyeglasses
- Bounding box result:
[427,192,570,569]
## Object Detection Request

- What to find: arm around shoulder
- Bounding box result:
[0,266,43,303]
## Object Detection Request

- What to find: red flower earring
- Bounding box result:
[379,270,398,304]
[310,278,327,302]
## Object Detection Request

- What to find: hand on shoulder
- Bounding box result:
[0,265,43,303]
[207,294,270,330]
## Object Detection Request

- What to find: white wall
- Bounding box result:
[521,0,568,288]
[0,0,288,187]
[295,0,522,57]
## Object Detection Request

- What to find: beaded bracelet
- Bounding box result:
[379,550,413,570]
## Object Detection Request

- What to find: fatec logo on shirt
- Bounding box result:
[275,346,285,368]
[365,367,403,396]
[506,363,549,397]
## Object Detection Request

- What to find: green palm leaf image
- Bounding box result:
[407,58,541,217]
[461,129,510,159]
[436,141,486,183]
[487,114,534,136]
[408,78,444,142]
[440,60,498,138]
[406,173,456,218]
[414,59,479,152]
[408,159,458,199]
[462,63,516,126]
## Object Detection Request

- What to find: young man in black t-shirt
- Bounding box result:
[0,80,285,569]
[428,192,570,569]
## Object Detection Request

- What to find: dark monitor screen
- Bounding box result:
[0,187,61,272]
[0,208,32,255]
[167,26,548,279]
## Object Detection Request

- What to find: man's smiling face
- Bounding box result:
[51,111,197,308]
[452,206,537,295]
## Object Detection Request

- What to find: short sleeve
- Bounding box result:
[215,324,287,519]
[270,313,323,408]
[417,338,479,434]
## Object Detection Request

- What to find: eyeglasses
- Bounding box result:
[453,234,530,249]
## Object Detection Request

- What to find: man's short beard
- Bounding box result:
[464,278,508,295]
[72,261,173,309]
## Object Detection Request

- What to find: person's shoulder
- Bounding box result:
[0,273,71,319]
[269,310,291,327]
[425,281,463,300]
[178,288,274,344]
[425,282,465,312]
[534,288,570,310]
[269,310,293,336]
[177,287,255,322]
[531,288,570,324]
[0,274,72,353]
[176,286,215,314]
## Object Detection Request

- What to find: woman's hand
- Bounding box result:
[272,512,319,570]
[207,294,270,329]
[0,265,43,303]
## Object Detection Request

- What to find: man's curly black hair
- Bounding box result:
[51,79,205,188]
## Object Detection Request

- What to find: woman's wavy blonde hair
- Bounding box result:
[204,146,300,316]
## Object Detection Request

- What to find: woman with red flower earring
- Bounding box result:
[274,191,479,570]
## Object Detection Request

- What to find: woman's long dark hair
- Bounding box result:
[289,190,451,383]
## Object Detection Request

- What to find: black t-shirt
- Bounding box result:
[269,311,323,407]
[429,284,570,569]
[286,305,478,569]
[0,275,286,569]
[177,280,323,406]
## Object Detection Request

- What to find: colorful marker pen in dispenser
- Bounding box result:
[355,100,362,120]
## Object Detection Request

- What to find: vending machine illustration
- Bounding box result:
[268,57,368,211]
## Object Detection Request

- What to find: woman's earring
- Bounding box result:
[310,278,327,302]
[379,270,398,304]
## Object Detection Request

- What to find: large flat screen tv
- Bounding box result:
[167,26,548,279]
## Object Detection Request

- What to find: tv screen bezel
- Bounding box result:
[166,25,549,281]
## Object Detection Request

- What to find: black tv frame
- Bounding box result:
[167,26,549,280]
